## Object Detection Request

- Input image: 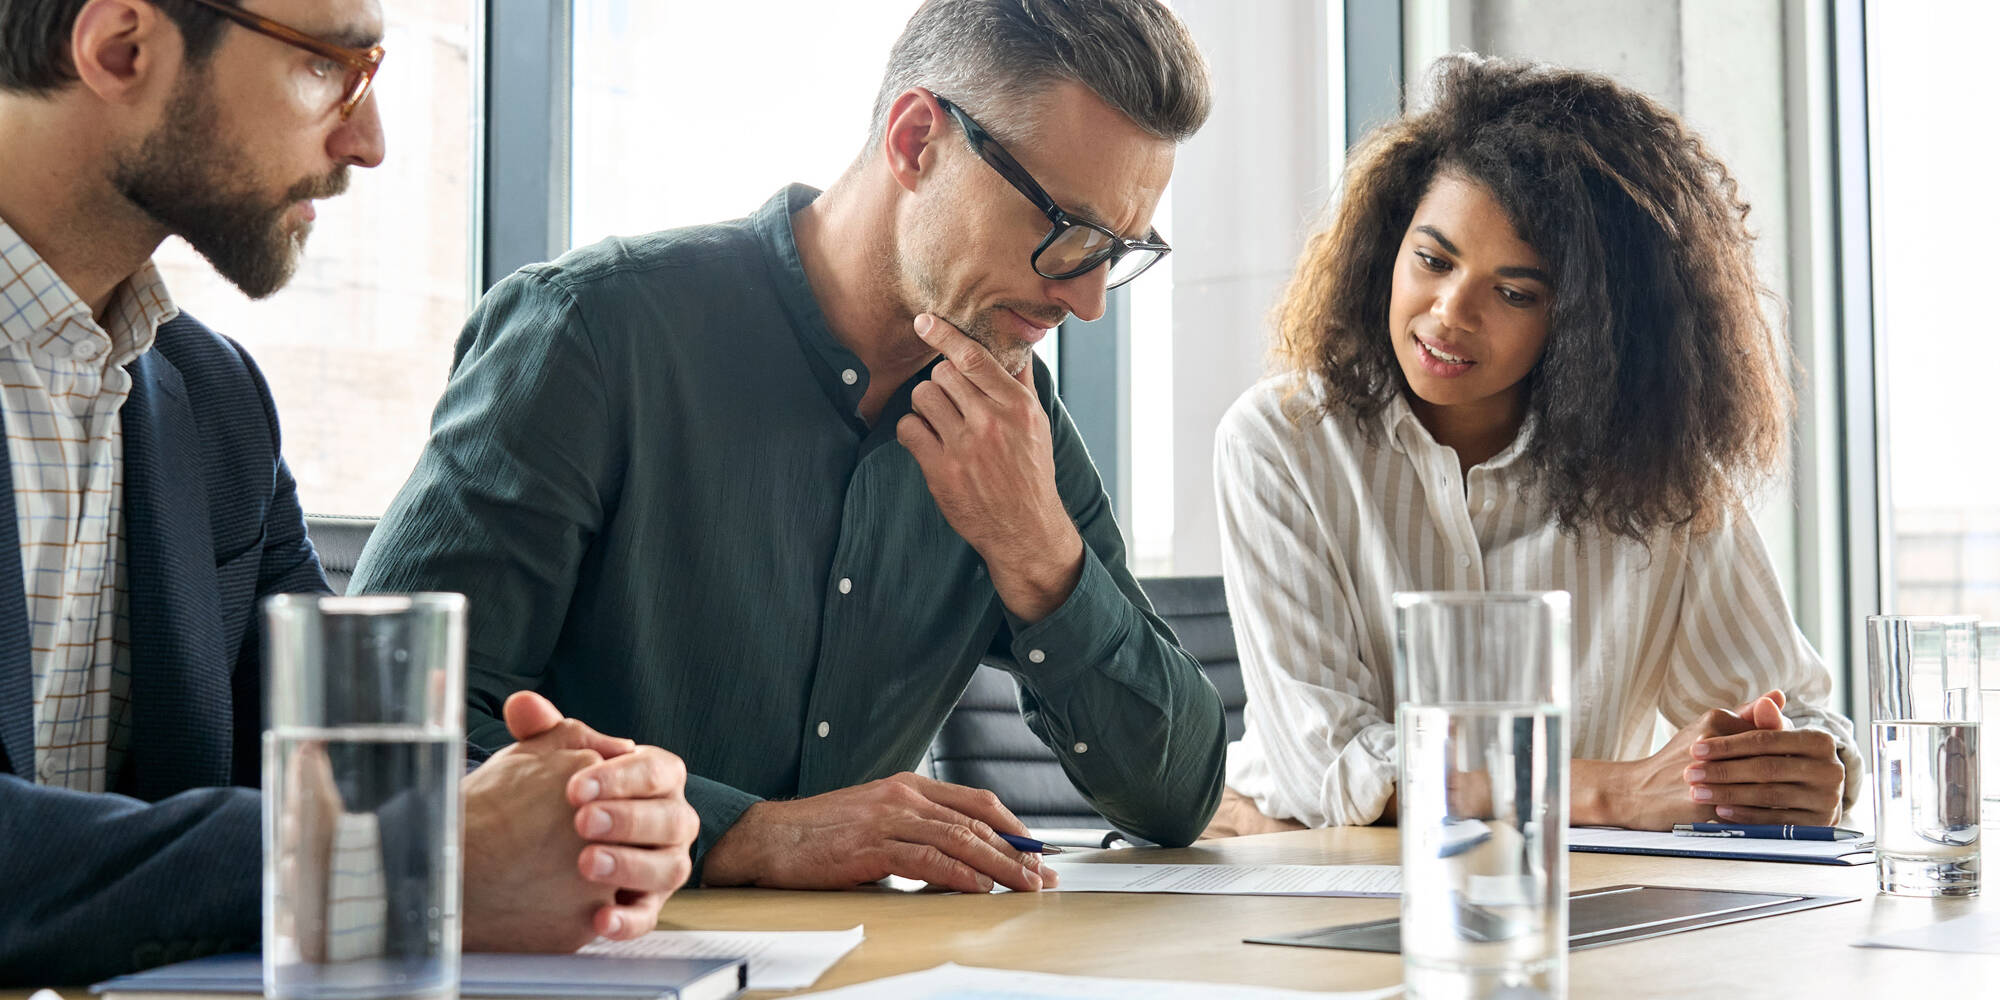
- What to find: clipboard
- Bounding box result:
[1245,883,1858,952]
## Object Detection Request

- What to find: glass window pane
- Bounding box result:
[151,0,475,516]
[1129,189,1173,576]
[1867,2,2000,620]
[570,1,911,247]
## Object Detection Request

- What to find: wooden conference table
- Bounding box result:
[667,826,1996,998]
[14,826,1996,997]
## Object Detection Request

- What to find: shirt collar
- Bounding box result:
[1379,391,1537,472]
[0,216,174,367]
[752,184,882,430]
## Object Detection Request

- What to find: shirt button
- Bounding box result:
[1457,554,1472,569]
[837,577,852,595]
[72,341,102,361]
[1073,742,1089,754]
[841,368,858,385]
[1027,649,1046,664]
[816,721,830,738]
[1438,474,1450,489]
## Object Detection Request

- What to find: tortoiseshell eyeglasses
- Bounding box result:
[179,0,385,120]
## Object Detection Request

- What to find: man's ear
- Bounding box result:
[70,0,179,106]
[881,88,948,194]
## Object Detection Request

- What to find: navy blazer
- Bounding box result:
[0,314,329,984]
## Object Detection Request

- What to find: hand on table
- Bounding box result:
[699,772,1057,893]
[897,314,1083,624]
[1683,689,1845,825]
[462,692,696,951]
[1575,705,1758,829]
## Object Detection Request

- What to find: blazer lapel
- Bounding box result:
[0,400,31,780]
[122,349,230,798]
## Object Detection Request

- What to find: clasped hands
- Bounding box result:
[461,691,698,952]
[1593,689,1846,829]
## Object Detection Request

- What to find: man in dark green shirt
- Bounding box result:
[351,0,1225,893]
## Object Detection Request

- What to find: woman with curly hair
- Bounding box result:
[1206,55,1860,836]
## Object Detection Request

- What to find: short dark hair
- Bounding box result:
[0,0,234,96]
[869,0,1211,148]
[1277,54,1791,541]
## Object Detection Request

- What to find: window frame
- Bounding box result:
[1827,0,1881,723]
[481,0,573,292]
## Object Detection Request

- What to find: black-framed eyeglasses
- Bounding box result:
[180,0,385,120]
[933,93,1170,290]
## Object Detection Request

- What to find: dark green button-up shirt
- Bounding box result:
[350,186,1226,872]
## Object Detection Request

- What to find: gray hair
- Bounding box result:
[866,0,1212,150]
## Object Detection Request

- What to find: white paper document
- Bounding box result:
[1043,862,1401,897]
[795,963,1402,999]
[1854,912,2000,954]
[581,924,865,990]
[1567,826,1874,864]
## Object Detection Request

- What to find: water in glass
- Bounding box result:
[264,724,461,999]
[1872,720,1980,895]
[1400,702,1568,1000]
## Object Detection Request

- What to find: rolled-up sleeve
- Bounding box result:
[1661,507,1864,810]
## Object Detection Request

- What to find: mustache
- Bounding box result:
[997,303,1068,329]
[283,166,350,204]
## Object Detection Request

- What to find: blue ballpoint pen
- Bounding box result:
[1672,822,1865,841]
[997,832,1065,855]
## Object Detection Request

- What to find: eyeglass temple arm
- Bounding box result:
[182,0,381,71]
[933,96,1066,225]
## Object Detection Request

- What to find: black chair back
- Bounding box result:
[928,575,1243,829]
[305,515,379,595]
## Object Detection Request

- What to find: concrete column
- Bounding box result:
[1167,0,1337,575]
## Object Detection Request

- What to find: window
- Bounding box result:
[1127,190,1174,576]
[152,0,476,517]
[1866,2,2000,620]
[569,0,1084,493]
[569,1,911,248]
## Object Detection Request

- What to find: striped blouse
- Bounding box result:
[1214,373,1862,828]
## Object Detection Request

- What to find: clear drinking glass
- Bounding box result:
[1980,623,2000,827]
[263,594,468,999]
[1395,592,1572,1000]
[1867,615,1981,897]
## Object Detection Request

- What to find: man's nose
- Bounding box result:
[328,91,388,169]
[1048,265,1110,324]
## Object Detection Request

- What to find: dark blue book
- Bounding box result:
[91,952,744,1000]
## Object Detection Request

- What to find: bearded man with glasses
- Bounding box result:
[0,1,696,984]
[353,0,1228,897]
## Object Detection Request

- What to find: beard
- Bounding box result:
[898,201,1062,376]
[957,302,1060,376]
[110,76,349,300]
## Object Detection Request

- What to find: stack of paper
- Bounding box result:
[582,925,865,990]
[1567,826,1873,865]
[1041,862,1401,897]
[1854,912,2000,954]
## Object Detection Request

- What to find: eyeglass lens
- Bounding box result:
[1104,247,1164,287]
[1037,225,1163,287]
[1039,226,1116,275]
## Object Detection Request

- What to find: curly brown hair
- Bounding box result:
[1277,54,1791,540]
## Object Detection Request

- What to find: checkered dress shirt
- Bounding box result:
[0,218,172,792]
